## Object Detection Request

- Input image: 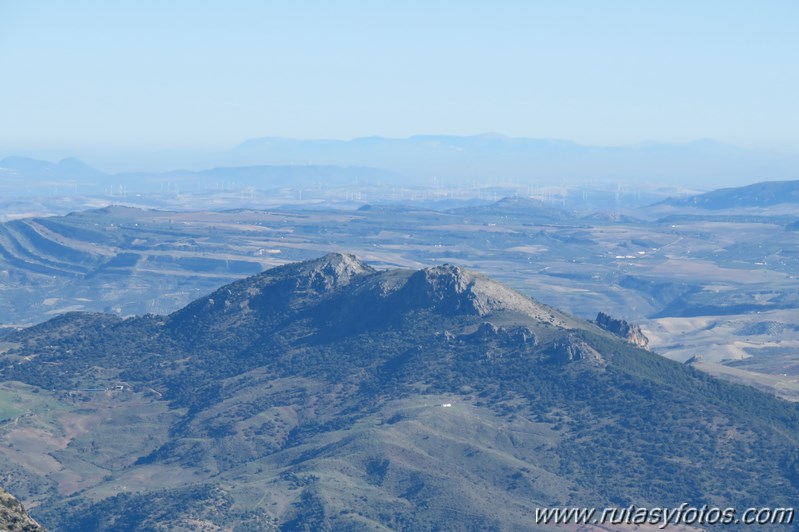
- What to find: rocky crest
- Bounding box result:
[595,311,649,348]
[290,252,375,292]
[167,252,375,331]
[0,488,45,531]
[403,264,568,323]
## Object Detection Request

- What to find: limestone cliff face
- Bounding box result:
[595,311,649,348]
[0,488,45,532]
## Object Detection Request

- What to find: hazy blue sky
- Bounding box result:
[1,1,797,153]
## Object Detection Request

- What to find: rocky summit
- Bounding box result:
[0,254,798,530]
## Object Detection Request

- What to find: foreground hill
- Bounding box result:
[1,253,798,530]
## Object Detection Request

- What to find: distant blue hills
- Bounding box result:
[0,156,403,196]
[2,134,798,193]
[230,134,797,186]
[661,179,799,209]
[0,156,103,181]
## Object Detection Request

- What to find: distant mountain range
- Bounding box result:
[0,156,102,179]
[661,179,799,209]
[4,134,799,190]
[231,134,797,186]
[2,253,799,530]
[0,157,103,190]
[0,156,403,197]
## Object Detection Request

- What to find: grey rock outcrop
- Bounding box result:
[0,487,45,531]
[595,312,649,348]
[546,336,605,365]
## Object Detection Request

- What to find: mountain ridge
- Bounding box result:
[1,253,798,530]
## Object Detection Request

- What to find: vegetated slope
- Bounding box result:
[661,179,799,209]
[1,254,799,530]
